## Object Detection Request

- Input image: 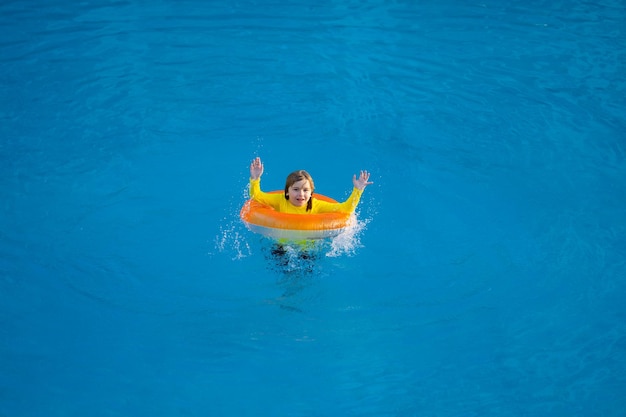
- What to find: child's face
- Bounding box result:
[287,179,312,207]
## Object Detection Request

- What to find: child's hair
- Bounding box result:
[284,170,315,211]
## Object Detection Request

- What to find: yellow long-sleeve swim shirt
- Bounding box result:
[249,178,363,214]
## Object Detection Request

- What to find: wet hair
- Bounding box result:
[284,170,315,211]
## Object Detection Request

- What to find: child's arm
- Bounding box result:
[314,170,372,214]
[248,158,284,210]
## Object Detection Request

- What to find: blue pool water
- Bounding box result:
[2,0,625,415]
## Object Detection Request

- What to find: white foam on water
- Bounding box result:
[326,214,370,258]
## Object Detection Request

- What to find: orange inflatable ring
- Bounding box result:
[240,191,353,240]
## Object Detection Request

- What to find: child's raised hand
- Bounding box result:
[250,157,264,180]
[353,170,373,190]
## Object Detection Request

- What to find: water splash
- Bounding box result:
[211,183,254,260]
[213,221,251,260]
[326,215,370,258]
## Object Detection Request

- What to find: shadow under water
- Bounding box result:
[261,241,331,313]
[264,241,322,276]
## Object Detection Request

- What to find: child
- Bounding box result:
[249,156,372,214]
